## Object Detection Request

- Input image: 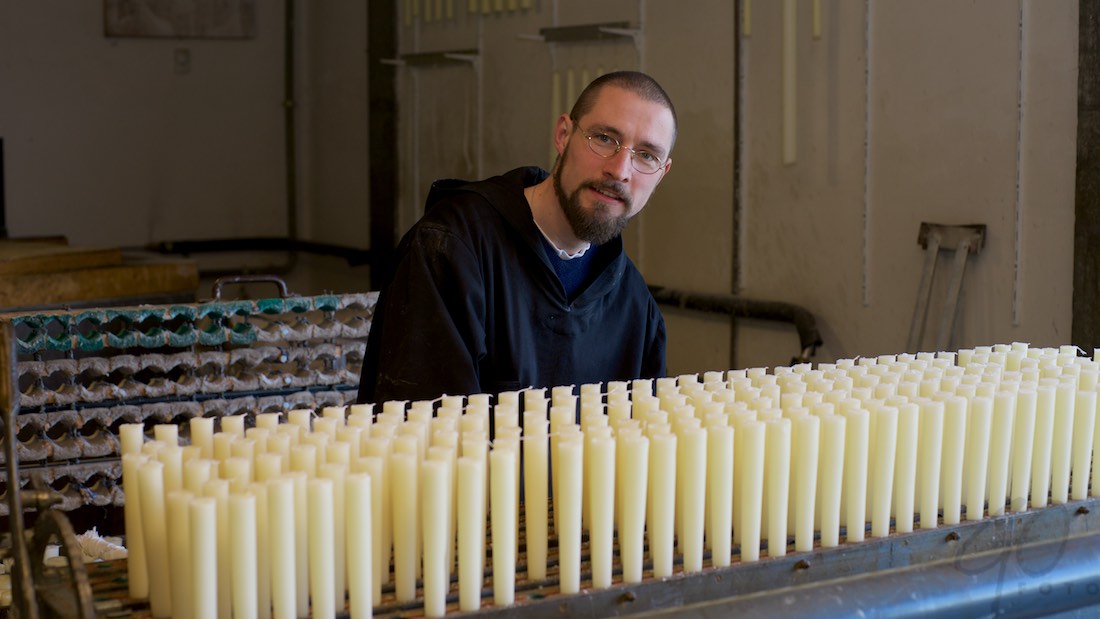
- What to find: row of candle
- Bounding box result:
[119,342,1100,618]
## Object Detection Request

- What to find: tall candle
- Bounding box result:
[421,458,451,617]
[918,400,944,529]
[490,447,517,605]
[320,463,348,606]
[1050,380,1076,504]
[818,414,846,547]
[288,408,313,433]
[222,414,246,438]
[965,397,993,520]
[190,497,217,619]
[138,461,171,618]
[764,418,791,556]
[523,419,549,580]
[268,477,296,619]
[457,457,485,612]
[346,473,373,619]
[390,451,418,602]
[230,492,258,619]
[308,478,336,619]
[739,420,766,561]
[166,490,193,619]
[1031,381,1056,508]
[893,403,919,533]
[204,478,232,619]
[556,437,584,593]
[154,423,179,445]
[121,454,149,599]
[120,422,146,456]
[189,417,214,458]
[256,411,281,430]
[939,395,968,524]
[792,414,820,552]
[707,424,734,566]
[870,406,898,537]
[987,391,1018,516]
[619,433,649,582]
[587,435,616,587]
[1071,389,1097,500]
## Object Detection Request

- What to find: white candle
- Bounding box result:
[523,419,549,580]
[556,437,584,593]
[706,424,734,566]
[870,406,898,537]
[939,395,968,524]
[587,434,616,587]
[138,461,171,618]
[346,473,373,619]
[256,411,281,430]
[619,433,649,582]
[230,492,258,619]
[308,478,336,619]
[120,422,146,456]
[739,420,766,561]
[288,408,313,433]
[1051,380,1076,504]
[987,391,1018,516]
[390,451,418,602]
[422,458,451,617]
[764,418,791,556]
[792,414,819,552]
[268,477,297,619]
[154,423,179,445]
[121,454,149,599]
[918,399,944,529]
[818,414,845,547]
[157,444,183,496]
[190,497,217,619]
[166,490,193,619]
[457,456,485,612]
[965,397,993,520]
[893,403,919,533]
[1031,381,1056,508]
[490,447,517,605]
[222,414,246,438]
[320,463,348,606]
[1071,389,1097,500]
[204,478,232,619]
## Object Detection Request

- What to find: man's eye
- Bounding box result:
[595,133,615,145]
[636,151,657,163]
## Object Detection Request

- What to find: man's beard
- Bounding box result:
[552,146,634,245]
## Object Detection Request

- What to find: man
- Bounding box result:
[358,70,676,405]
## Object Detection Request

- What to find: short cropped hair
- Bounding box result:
[569,70,678,151]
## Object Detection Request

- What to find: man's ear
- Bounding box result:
[656,158,672,184]
[553,114,573,155]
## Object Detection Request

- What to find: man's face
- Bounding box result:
[552,86,675,245]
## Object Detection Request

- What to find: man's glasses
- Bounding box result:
[573,123,667,175]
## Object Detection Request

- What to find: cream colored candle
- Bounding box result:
[121,454,149,599]
[256,411,281,430]
[223,457,251,492]
[308,478,336,619]
[229,492,258,619]
[421,459,450,617]
[156,445,183,497]
[390,451,418,602]
[221,414,246,438]
[120,422,146,456]
[739,420,766,561]
[204,478,232,618]
[1071,389,1097,500]
[138,461,171,618]
[166,490,193,619]
[939,395,968,524]
[319,463,347,606]
[190,496,217,619]
[346,473,373,619]
[918,399,944,529]
[288,471,310,617]
[288,408,313,433]
[354,456,386,602]
[707,423,734,566]
[587,434,616,587]
[818,414,845,547]
[186,417,212,459]
[523,419,549,580]
[490,447,517,605]
[892,402,919,533]
[791,414,819,552]
[764,418,791,556]
[965,397,993,520]
[1031,381,1056,508]
[619,433,649,582]
[289,443,318,479]
[1051,381,1076,504]
[556,437,584,593]
[648,431,677,575]
[987,391,1018,516]
[457,456,485,612]
[212,431,236,464]
[870,406,898,537]
[153,423,178,445]
[267,477,296,619]
[256,452,283,482]
[253,482,272,617]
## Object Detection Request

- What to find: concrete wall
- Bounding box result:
[0,1,1081,375]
